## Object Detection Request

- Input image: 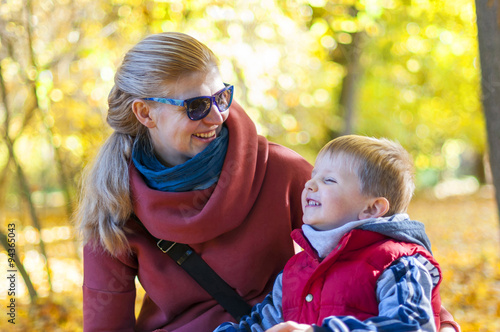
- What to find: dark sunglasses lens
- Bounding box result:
[216,88,232,111]
[187,98,211,120]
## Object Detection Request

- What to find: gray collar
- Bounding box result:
[302,213,433,258]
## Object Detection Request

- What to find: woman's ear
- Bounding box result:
[132,99,156,128]
[358,197,390,220]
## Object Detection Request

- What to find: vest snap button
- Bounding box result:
[305,294,313,302]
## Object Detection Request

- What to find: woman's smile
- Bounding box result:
[193,129,217,140]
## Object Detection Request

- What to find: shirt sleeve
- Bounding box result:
[313,254,440,332]
[213,273,285,332]
[83,243,138,332]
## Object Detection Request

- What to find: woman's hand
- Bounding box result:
[440,323,458,332]
[265,321,313,332]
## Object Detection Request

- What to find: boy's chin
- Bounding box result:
[304,221,336,231]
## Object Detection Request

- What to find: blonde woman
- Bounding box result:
[77,32,311,331]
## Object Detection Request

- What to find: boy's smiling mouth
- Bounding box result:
[306,199,321,206]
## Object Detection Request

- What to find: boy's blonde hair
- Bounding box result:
[75,32,219,255]
[318,135,415,216]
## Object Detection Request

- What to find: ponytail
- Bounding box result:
[76,131,135,255]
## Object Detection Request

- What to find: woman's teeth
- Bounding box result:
[194,131,215,138]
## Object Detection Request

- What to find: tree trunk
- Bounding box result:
[4,135,54,291]
[475,0,500,222]
[338,31,363,136]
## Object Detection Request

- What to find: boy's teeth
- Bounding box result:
[308,200,320,206]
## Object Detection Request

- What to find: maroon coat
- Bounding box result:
[82,102,313,331]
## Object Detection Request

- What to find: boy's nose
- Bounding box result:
[305,179,317,191]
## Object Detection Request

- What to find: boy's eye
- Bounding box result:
[325,178,336,183]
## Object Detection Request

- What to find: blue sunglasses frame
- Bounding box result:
[144,83,234,121]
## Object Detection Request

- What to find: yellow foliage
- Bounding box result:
[0,0,497,331]
[408,192,500,332]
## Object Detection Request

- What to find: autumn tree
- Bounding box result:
[475,0,500,220]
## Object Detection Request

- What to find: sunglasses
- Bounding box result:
[144,83,234,121]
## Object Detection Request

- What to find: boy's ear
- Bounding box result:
[132,99,156,128]
[358,197,390,220]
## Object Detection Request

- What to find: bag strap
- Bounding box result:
[132,215,252,321]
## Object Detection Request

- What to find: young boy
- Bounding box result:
[214,135,443,332]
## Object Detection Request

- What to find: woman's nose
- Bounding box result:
[202,103,224,125]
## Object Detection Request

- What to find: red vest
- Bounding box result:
[282,229,441,329]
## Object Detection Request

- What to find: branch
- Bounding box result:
[0,230,38,302]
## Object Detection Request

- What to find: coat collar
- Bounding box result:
[130,101,269,244]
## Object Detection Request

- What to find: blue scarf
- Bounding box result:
[132,127,229,192]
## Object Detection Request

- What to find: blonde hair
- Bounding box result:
[75,32,219,255]
[318,135,415,215]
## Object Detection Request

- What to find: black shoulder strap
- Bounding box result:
[132,215,252,321]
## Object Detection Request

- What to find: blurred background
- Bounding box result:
[0,0,499,331]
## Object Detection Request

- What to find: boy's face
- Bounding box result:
[301,153,373,231]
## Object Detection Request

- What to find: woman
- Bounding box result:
[77,32,459,332]
[77,32,311,331]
